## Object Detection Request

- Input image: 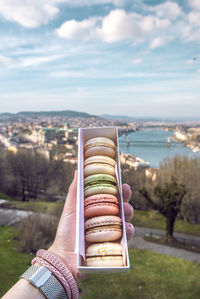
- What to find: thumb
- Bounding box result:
[63,170,78,214]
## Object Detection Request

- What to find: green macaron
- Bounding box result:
[84,173,118,197]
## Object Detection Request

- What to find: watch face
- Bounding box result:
[30,266,52,287]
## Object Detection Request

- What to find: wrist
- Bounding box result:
[32,249,79,299]
[48,245,80,283]
[20,265,66,299]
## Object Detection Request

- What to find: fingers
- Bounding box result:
[124,202,134,222]
[126,222,134,240]
[122,184,134,240]
[122,184,132,202]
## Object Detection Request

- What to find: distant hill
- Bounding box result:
[101,114,136,121]
[101,114,200,122]
[101,114,160,121]
[0,110,97,119]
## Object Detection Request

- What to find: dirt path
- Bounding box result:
[0,208,34,226]
[134,226,200,246]
[129,236,200,264]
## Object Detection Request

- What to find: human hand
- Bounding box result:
[48,170,134,282]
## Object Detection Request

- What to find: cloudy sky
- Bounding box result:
[0,0,200,117]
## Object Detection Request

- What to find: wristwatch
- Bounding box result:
[20,265,67,299]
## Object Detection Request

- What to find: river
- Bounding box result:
[119,128,200,168]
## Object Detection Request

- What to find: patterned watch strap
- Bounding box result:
[20,265,68,299]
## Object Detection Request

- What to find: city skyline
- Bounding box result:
[0,0,200,117]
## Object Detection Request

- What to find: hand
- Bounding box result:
[48,170,134,282]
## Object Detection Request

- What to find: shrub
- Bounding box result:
[16,214,59,254]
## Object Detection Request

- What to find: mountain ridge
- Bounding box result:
[0,110,97,118]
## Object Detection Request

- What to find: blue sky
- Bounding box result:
[0,0,200,117]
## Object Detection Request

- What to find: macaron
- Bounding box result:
[84,137,116,159]
[85,215,122,243]
[84,194,119,218]
[84,173,118,197]
[85,242,124,267]
[84,155,116,177]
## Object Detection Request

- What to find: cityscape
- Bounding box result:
[0,110,200,171]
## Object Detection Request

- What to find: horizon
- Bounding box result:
[0,108,200,121]
[0,0,200,117]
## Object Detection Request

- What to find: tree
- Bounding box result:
[159,156,200,223]
[140,177,187,241]
[121,166,147,209]
[0,149,13,194]
[7,150,51,201]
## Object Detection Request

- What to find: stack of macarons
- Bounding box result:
[84,137,124,267]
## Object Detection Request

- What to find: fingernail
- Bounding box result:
[128,202,133,208]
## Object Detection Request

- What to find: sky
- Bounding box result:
[0,0,200,117]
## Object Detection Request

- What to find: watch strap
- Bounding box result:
[20,265,67,299]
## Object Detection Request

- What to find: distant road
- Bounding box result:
[0,208,33,226]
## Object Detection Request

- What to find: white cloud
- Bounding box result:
[51,70,86,78]
[183,25,200,42]
[21,55,60,67]
[0,52,69,69]
[149,1,182,20]
[55,0,124,5]
[0,0,59,27]
[50,68,173,79]
[186,59,195,64]
[149,37,167,49]
[185,1,200,42]
[0,55,13,67]
[188,12,200,27]
[188,0,200,10]
[56,17,99,39]
[131,58,143,64]
[97,10,171,42]
[0,0,126,28]
[152,94,199,105]
[57,9,171,43]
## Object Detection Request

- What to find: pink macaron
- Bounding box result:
[84,194,119,218]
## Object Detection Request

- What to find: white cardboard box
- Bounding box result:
[76,127,130,273]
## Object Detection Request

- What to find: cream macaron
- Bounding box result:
[84,155,116,177]
[85,242,124,267]
[85,215,122,243]
[84,137,116,159]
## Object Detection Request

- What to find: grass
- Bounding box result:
[1,226,200,298]
[0,192,12,200]
[1,200,64,215]
[2,200,200,236]
[79,249,200,299]
[0,226,33,297]
[132,210,200,237]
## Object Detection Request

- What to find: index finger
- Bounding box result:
[122,183,132,202]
